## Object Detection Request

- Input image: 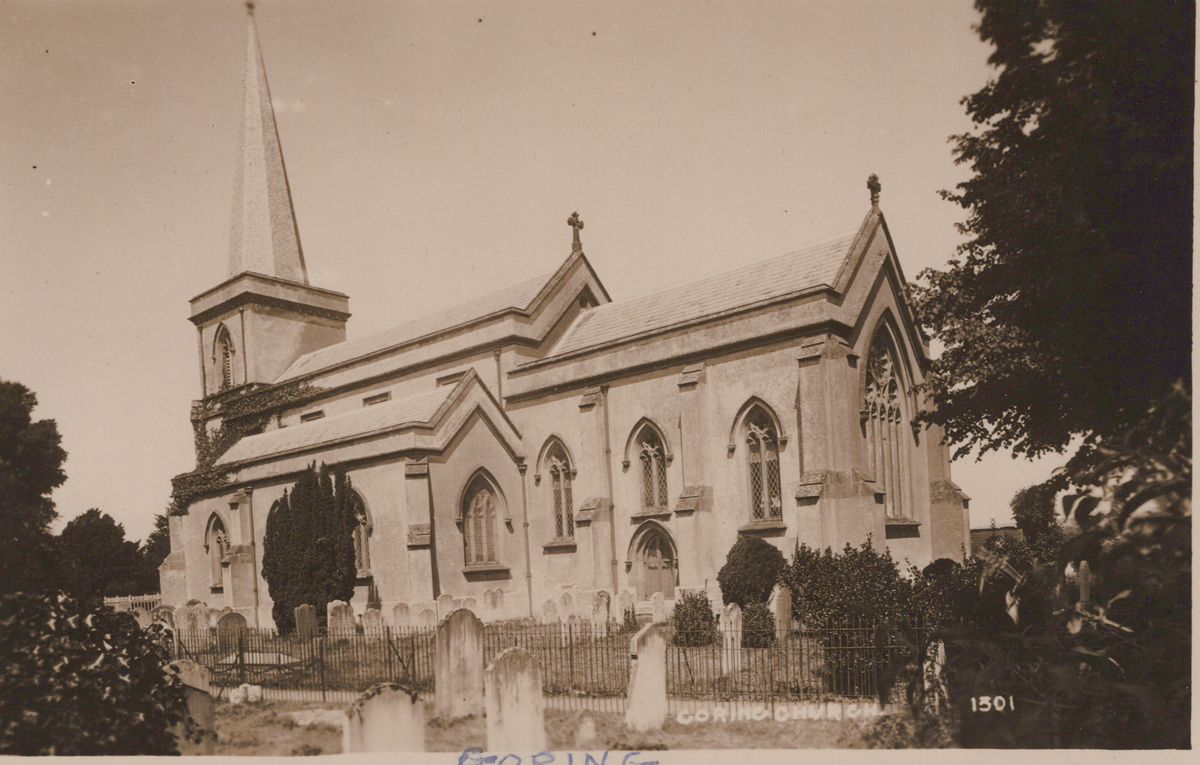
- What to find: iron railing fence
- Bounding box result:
[165,617,927,710]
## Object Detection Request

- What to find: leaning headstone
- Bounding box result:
[169,660,216,755]
[392,603,411,629]
[343,683,425,753]
[650,592,666,624]
[486,647,545,752]
[541,599,558,625]
[721,603,743,676]
[328,600,355,636]
[295,604,318,639]
[434,608,485,719]
[625,624,668,732]
[770,586,792,642]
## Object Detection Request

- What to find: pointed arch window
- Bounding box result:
[547,447,575,540]
[462,475,500,565]
[348,491,372,576]
[863,332,908,520]
[637,427,669,512]
[215,326,235,391]
[205,515,229,590]
[743,407,783,520]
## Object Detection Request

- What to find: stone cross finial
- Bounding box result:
[568,211,584,252]
[867,174,881,207]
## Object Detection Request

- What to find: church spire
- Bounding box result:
[227,4,308,284]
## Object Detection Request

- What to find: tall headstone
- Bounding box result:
[217,612,248,654]
[169,660,216,755]
[541,599,558,625]
[485,647,546,752]
[362,607,385,636]
[770,586,792,642]
[650,592,666,624]
[625,624,668,732]
[328,600,355,636]
[295,604,318,639]
[434,608,485,719]
[343,683,425,753]
[392,603,411,629]
[721,603,743,676]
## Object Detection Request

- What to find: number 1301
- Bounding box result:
[971,695,1015,712]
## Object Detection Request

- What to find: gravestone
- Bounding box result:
[152,605,175,630]
[485,647,545,752]
[592,590,611,623]
[217,612,248,654]
[566,614,580,640]
[434,608,485,719]
[295,604,318,639]
[169,660,216,755]
[130,607,152,629]
[625,624,668,732]
[362,607,385,636]
[417,609,436,628]
[178,602,208,634]
[343,683,425,753]
[541,599,558,625]
[616,591,634,624]
[770,586,792,642]
[462,598,478,613]
[650,592,666,624]
[328,600,355,636]
[485,588,504,614]
[575,710,598,749]
[560,592,574,619]
[437,593,456,619]
[392,603,411,629]
[721,603,743,675]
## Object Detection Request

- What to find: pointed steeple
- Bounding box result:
[227,5,308,284]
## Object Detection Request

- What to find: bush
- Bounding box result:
[619,604,640,634]
[785,537,914,624]
[740,601,775,648]
[0,592,196,755]
[717,537,786,608]
[671,590,719,646]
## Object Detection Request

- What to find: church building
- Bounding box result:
[160,14,970,628]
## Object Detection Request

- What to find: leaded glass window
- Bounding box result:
[864,333,907,519]
[549,451,574,539]
[745,408,782,520]
[638,428,669,511]
[463,479,499,565]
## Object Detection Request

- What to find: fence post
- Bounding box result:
[319,640,326,703]
[238,632,246,686]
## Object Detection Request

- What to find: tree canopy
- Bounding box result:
[0,380,67,594]
[261,465,357,633]
[57,509,160,603]
[911,0,1192,464]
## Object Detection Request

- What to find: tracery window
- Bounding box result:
[462,475,500,565]
[349,491,371,575]
[547,447,574,539]
[863,332,908,519]
[637,426,669,512]
[206,515,229,589]
[744,407,782,520]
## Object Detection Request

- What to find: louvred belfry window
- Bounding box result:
[216,327,235,390]
[463,479,499,565]
[745,409,782,520]
[638,429,669,511]
[863,333,908,519]
[549,452,574,539]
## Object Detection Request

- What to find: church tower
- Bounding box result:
[189,7,349,397]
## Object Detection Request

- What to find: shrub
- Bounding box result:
[0,592,196,755]
[619,604,640,634]
[716,537,786,608]
[785,537,913,625]
[740,601,775,648]
[671,590,719,646]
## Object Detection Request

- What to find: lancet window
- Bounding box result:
[215,326,235,390]
[744,407,783,520]
[206,515,229,589]
[462,475,500,565]
[637,426,670,512]
[547,447,574,539]
[863,333,908,519]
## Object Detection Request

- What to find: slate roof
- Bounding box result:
[547,228,859,358]
[215,385,453,465]
[277,270,556,381]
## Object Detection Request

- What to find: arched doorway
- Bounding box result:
[631,524,677,600]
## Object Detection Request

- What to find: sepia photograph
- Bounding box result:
[0,0,1191,756]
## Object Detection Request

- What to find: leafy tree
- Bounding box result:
[716,537,786,608]
[57,509,147,603]
[1008,484,1063,561]
[911,1,1193,464]
[0,591,196,754]
[138,512,172,593]
[261,464,357,633]
[0,380,67,594]
[671,589,719,646]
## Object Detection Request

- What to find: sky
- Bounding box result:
[0,0,1074,545]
